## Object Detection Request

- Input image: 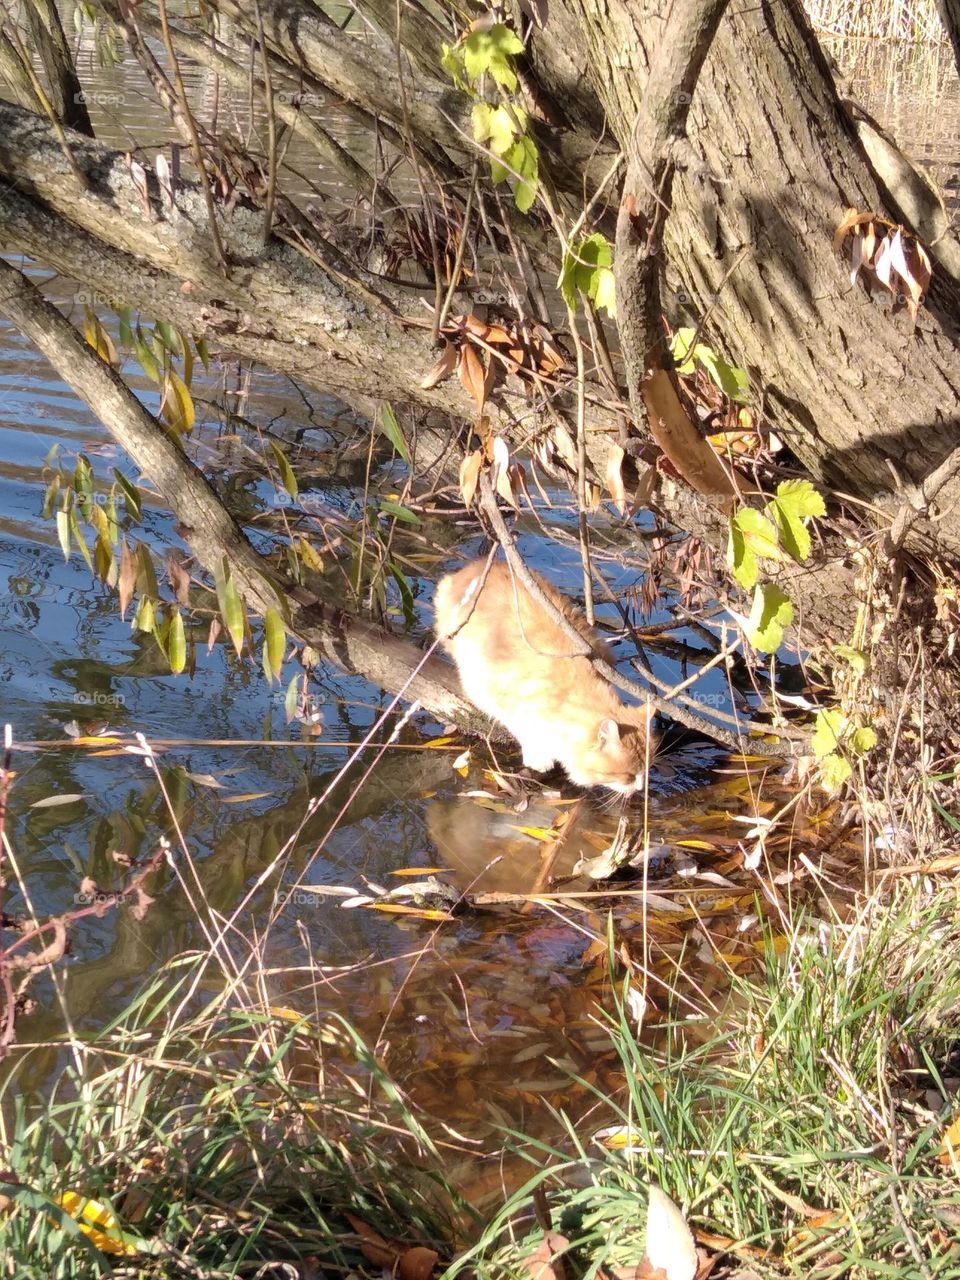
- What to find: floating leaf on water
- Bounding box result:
[220,791,273,803]
[30,793,86,808]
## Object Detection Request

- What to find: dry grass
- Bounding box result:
[803,0,945,41]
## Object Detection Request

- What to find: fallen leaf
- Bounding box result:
[522,1231,570,1280]
[399,1245,439,1280]
[645,1185,697,1280]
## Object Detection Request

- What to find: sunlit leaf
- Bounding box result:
[461,24,524,90]
[264,607,285,681]
[459,450,482,506]
[811,708,846,760]
[645,1184,697,1280]
[215,561,246,657]
[727,522,757,590]
[168,607,186,674]
[819,752,852,791]
[747,583,793,653]
[134,325,161,382]
[57,1190,142,1257]
[111,468,142,522]
[56,509,71,561]
[269,440,299,501]
[379,499,421,526]
[733,506,782,561]
[850,725,877,754]
[379,403,411,465]
[82,305,119,368]
[160,369,195,434]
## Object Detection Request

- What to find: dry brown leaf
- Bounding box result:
[117,538,136,620]
[459,450,482,507]
[398,1245,439,1280]
[420,341,457,390]
[521,1231,570,1280]
[606,443,627,514]
[492,437,517,508]
[641,368,739,498]
[343,1212,398,1268]
[458,344,487,411]
[166,555,192,607]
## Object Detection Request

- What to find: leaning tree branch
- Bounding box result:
[0,257,502,738]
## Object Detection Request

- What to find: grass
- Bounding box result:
[3,882,959,1277]
[802,0,945,41]
[0,956,465,1277]
[453,884,960,1278]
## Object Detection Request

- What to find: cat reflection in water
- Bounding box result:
[434,559,654,795]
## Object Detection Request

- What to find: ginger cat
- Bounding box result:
[434,559,654,794]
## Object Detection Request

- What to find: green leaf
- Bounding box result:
[269,440,299,501]
[112,468,142,522]
[388,562,416,630]
[850,725,877,754]
[161,369,195,434]
[168,607,186,674]
[819,752,852,791]
[471,101,522,156]
[378,404,411,466]
[154,321,183,357]
[747,583,793,653]
[284,673,300,723]
[504,135,538,212]
[732,505,782,561]
[133,596,156,634]
[668,328,699,374]
[117,307,134,348]
[378,499,421,526]
[264,607,286,681]
[194,334,210,370]
[215,561,246,657]
[592,267,617,318]
[727,522,758,590]
[68,508,94,573]
[696,348,750,403]
[559,233,613,311]
[811,708,847,760]
[773,479,826,521]
[134,326,162,382]
[462,25,523,90]
[834,643,868,676]
[135,543,159,598]
[767,480,825,564]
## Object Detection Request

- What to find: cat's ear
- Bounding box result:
[597,718,620,749]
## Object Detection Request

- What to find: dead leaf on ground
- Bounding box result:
[522,1231,570,1280]
[645,1185,697,1280]
[399,1245,439,1280]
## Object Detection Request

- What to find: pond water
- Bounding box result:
[0,22,954,1185]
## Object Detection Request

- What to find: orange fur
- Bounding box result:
[434,559,654,793]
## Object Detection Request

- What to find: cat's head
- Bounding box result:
[567,708,655,794]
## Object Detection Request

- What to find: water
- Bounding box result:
[0,28,952,1149]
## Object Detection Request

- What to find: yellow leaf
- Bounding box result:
[389,866,450,876]
[160,369,195,434]
[370,903,451,921]
[57,1191,140,1257]
[940,1114,960,1166]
